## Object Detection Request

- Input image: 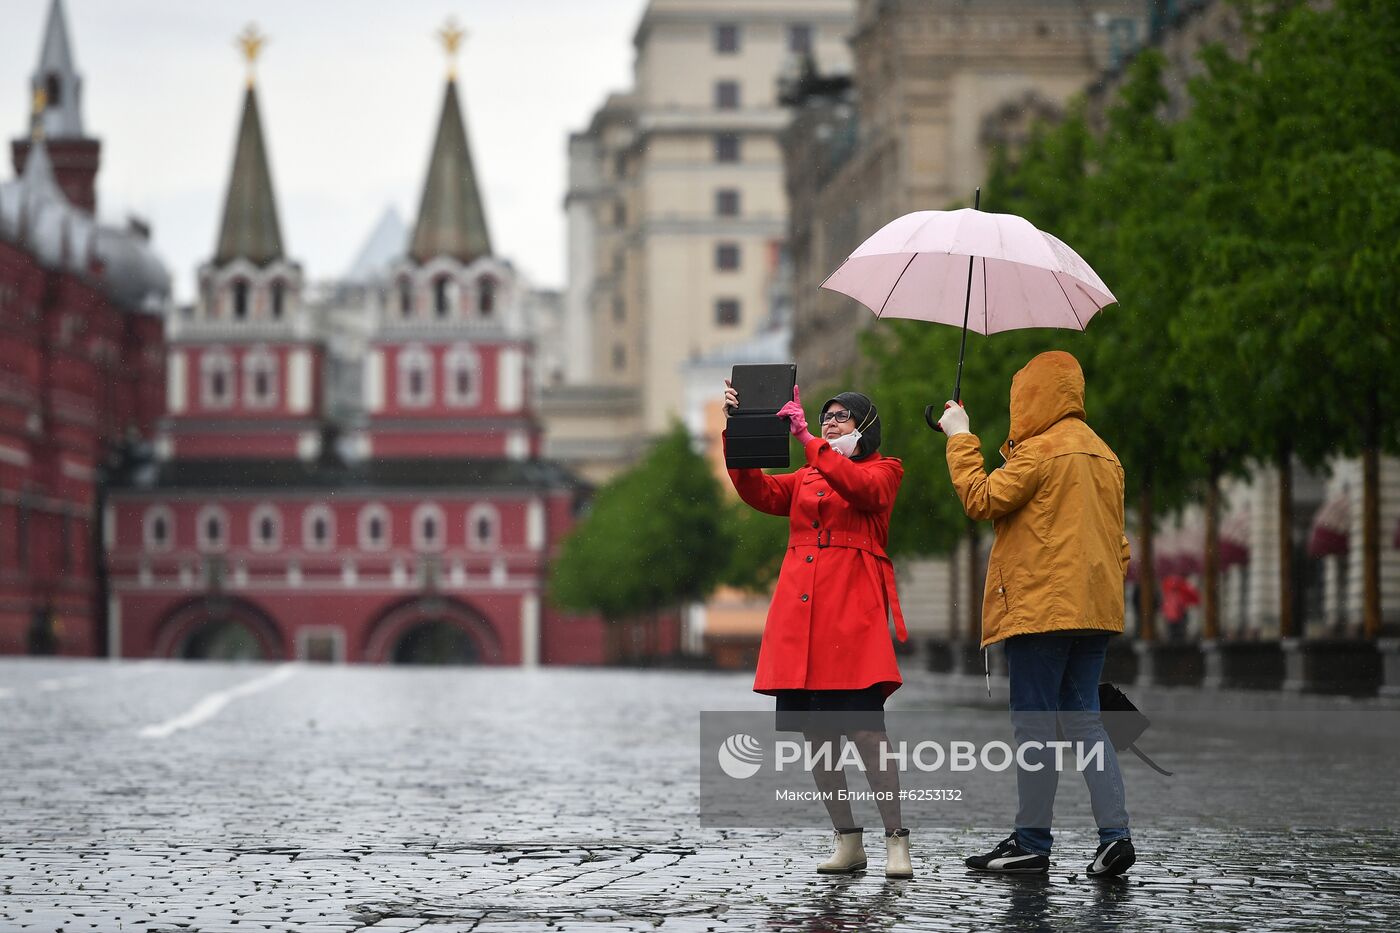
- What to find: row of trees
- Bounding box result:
[550,0,1399,645]
[862,0,1400,641]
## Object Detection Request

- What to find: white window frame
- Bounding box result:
[444,343,481,407]
[358,503,391,552]
[196,505,230,553]
[249,503,282,553]
[413,502,446,553]
[143,505,175,553]
[244,346,279,409]
[303,504,335,552]
[200,350,234,410]
[229,278,251,320]
[467,503,500,551]
[270,279,288,319]
[476,275,498,317]
[433,275,460,318]
[397,344,434,409]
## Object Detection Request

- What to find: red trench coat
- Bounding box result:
[726,433,908,699]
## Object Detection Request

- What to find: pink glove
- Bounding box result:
[776,386,816,445]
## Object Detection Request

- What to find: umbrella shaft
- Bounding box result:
[954,254,975,403]
[952,188,981,404]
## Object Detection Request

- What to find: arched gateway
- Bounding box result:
[364,595,504,665]
[153,595,286,661]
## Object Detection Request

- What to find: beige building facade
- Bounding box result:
[564,0,855,444]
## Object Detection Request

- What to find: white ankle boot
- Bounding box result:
[816,828,867,874]
[884,827,913,878]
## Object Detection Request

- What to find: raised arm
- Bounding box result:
[722,431,798,516]
[720,378,797,516]
[945,434,1041,521]
[802,436,902,512]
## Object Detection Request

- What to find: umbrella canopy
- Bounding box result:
[820,208,1117,333]
[1308,494,1351,558]
[1220,511,1251,569]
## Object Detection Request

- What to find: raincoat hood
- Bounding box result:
[1002,350,1086,459]
[823,391,881,459]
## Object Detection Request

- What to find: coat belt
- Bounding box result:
[788,530,908,642]
[793,529,885,555]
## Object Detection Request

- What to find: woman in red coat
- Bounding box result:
[722,380,913,879]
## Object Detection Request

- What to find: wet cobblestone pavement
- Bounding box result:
[2,658,1398,931]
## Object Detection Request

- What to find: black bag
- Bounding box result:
[1098,682,1173,777]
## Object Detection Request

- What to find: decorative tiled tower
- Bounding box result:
[356,22,537,461]
[10,0,101,215]
[101,21,600,667]
[157,26,323,461]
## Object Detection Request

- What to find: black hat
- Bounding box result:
[821,391,881,459]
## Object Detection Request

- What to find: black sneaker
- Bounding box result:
[1086,838,1135,878]
[965,835,1050,874]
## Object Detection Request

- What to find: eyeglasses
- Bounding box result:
[820,409,852,424]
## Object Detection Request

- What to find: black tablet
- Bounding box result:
[725,364,797,470]
[730,363,797,414]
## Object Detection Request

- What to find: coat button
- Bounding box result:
[811,520,819,528]
[801,594,809,602]
[817,490,825,497]
[805,555,813,563]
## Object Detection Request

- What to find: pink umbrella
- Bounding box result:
[820,189,1116,421]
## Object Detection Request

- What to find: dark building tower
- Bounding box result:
[408,22,492,266]
[11,0,101,214]
[159,24,319,463]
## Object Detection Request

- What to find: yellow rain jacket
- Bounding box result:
[945,350,1130,648]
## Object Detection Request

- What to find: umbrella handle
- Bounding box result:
[924,404,943,432]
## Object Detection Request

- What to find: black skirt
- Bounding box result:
[774,684,888,734]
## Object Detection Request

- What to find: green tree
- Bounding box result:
[1174,0,1400,638]
[549,423,734,659]
[718,499,788,595]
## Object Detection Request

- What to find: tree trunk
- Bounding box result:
[1203,461,1221,641]
[1277,442,1295,639]
[1363,388,1381,640]
[966,519,981,645]
[1137,477,1157,642]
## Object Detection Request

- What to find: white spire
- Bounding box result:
[31,0,85,139]
[345,206,408,282]
[19,137,63,200]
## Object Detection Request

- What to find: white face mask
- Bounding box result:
[830,427,861,458]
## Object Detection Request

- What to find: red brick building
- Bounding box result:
[0,4,607,665]
[100,39,607,665]
[0,0,169,655]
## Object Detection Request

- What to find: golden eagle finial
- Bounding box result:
[437,18,467,79]
[236,24,267,87]
[30,87,48,140]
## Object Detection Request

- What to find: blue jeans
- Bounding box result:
[1003,633,1130,855]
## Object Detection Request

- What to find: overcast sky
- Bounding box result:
[0,0,646,301]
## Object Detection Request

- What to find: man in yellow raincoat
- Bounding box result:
[938,349,1135,878]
